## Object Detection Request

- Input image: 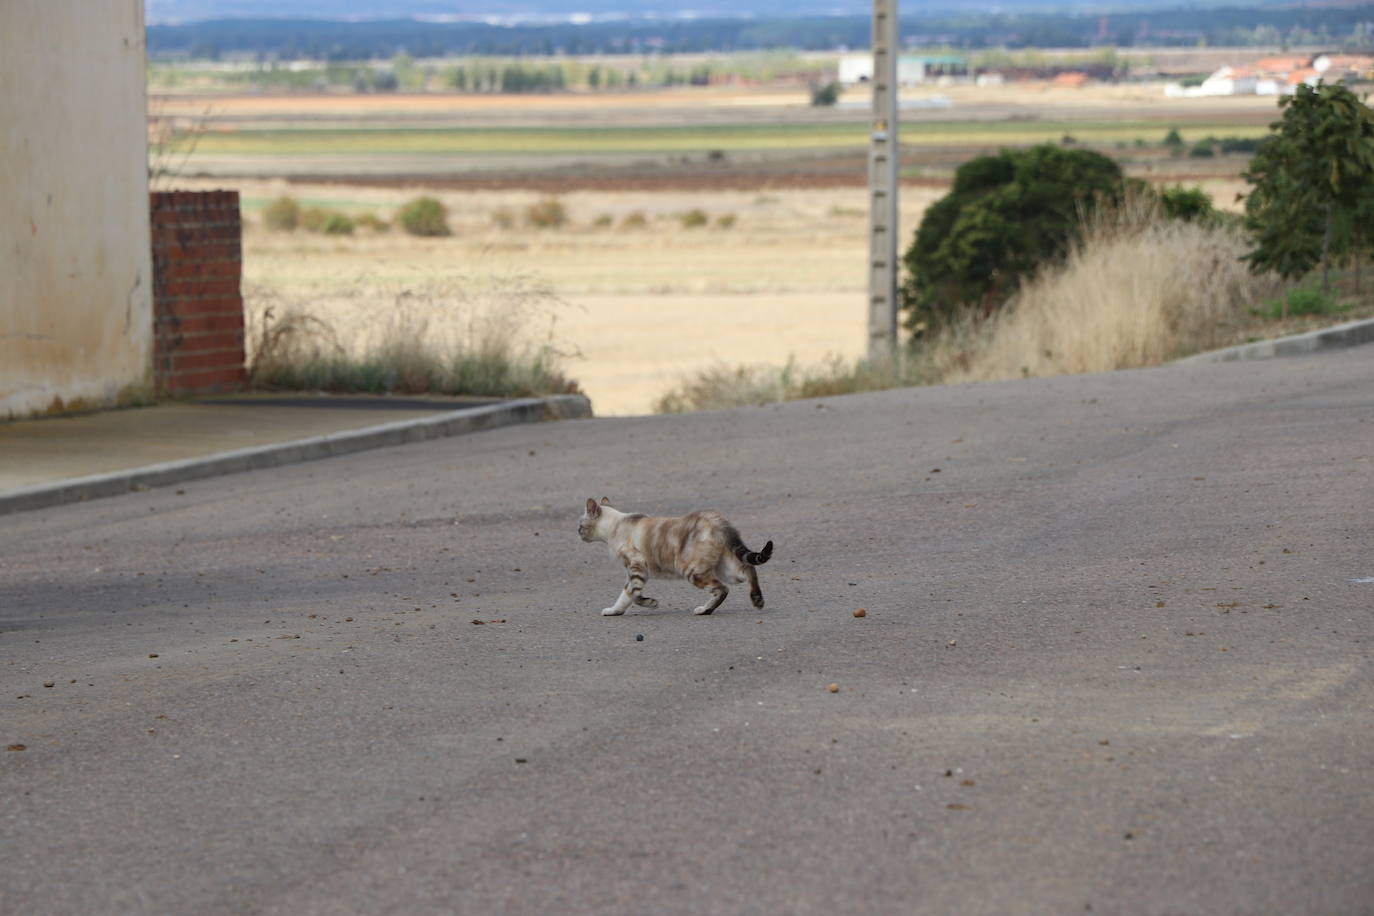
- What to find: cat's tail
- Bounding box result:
[733,538,774,566]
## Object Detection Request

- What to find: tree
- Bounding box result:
[899,144,1124,332]
[1243,82,1374,292]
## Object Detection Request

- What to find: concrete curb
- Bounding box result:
[0,394,592,517]
[1174,317,1374,365]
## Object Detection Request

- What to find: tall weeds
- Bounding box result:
[246,273,580,398]
[947,195,1278,382]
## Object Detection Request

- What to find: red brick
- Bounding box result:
[160,311,244,335]
[177,330,246,353]
[161,276,241,297]
[170,349,244,372]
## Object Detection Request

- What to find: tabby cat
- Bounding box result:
[578,497,774,616]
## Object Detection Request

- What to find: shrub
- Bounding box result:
[1158,185,1220,224]
[810,81,842,107]
[1219,136,1263,154]
[678,209,709,229]
[619,211,649,231]
[1163,128,1185,148]
[898,144,1125,332]
[298,207,330,232]
[714,213,737,230]
[592,213,614,229]
[321,212,355,235]
[397,196,452,237]
[1188,141,1215,158]
[262,196,301,231]
[1256,286,1341,320]
[490,207,516,230]
[525,197,568,229]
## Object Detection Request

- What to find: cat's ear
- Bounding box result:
[599,496,611,506]
[585,497,600,517]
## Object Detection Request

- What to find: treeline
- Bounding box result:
[148,53,813,93]
[148,6,1374,61]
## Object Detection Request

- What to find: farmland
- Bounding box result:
[155,80,1277,414]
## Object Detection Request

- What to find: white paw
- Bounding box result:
[602,607,626,616]
[692,605,713,616]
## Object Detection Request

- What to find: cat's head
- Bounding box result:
[578,496,612,541]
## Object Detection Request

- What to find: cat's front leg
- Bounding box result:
[601,589,633,616]
[604,560,655,614]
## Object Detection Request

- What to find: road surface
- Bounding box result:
[3,351,1372,914]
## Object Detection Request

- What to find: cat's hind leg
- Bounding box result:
[743,565,764,609]
[688,570,728,615]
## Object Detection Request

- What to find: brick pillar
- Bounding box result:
[150,190,246,397]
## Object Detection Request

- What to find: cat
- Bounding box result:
[578,497,774,616]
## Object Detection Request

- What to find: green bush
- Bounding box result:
[678,209,709,229]
[1188,141,1216,158]
[619,211,648,231]
[262,196,301,231]
[397,196,452,237]
[1257,286,1341,320]
[1219,136,1263,154]
[898,144,1125,331]
[321,212,355,235]
[810,81,842,107]
[1158,186,1219,224]
[714,213,737,230]
[1162,128,1185,148]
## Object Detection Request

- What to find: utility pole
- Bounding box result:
[867,0,900,361]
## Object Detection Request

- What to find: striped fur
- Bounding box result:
[579,497,773,616]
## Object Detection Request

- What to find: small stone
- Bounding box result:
[43,681,54,688]
[636,634,644,642]
[6,744,26,752]
[853,608,866,618]
[828,683,839,693]
[148,653,159,659]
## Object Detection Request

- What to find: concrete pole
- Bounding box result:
[867,0,900,361]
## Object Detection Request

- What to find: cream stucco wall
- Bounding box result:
[1,0,154,418]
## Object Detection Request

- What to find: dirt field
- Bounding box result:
[161,84,1265,414]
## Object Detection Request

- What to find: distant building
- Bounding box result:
[1314,53,1374,82]
[838,53,968,86]
[1165,53,1370,98]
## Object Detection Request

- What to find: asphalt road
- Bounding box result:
[3,351,1372,915]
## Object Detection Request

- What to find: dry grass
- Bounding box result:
[245,273,580,398]
[945,199,1281,383]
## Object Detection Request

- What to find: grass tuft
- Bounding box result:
[246,274,580,399]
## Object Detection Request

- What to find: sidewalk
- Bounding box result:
[0,393,592,515]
